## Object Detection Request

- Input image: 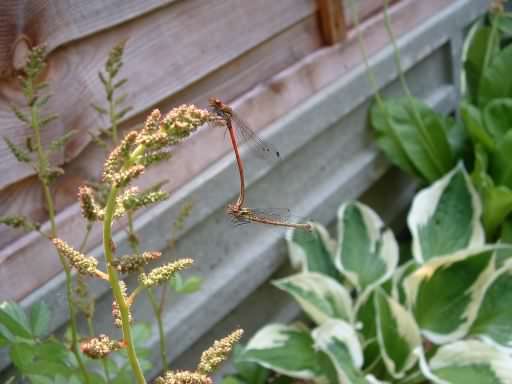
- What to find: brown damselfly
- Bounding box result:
[208,97,280,208]
[226,203,312,231]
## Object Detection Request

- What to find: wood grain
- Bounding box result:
[0,0,456,300]
[0,0,315,192]
[317,0,346,44]
[0,12,323,249]
[0,0,177,77]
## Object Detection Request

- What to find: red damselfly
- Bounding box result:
[208,97,280,208]
[226,203,312,231]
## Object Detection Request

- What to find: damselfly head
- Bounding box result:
[208,97,232,118]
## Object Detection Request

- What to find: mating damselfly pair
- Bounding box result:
[208,97,312,232]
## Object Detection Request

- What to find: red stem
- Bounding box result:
[227,120,245,208]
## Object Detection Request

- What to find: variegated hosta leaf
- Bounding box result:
[469,263,512,349]
[243,323,337,383]
[286,223,340,280]
[374,289,421,378]
[273,272,353,325]
[417,340,512,384]
[335,202,398,293]
[404,246,498,344]
[407,163,484,263]
[312,319,367,384]
[391,260,418,305]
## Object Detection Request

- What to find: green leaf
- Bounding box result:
[34,341,74,364]
[0,301,33,339]
[175,275,202,293]
[91,103,108,115]
[483,98,512,139]
[479,44,512,107]
[408,164,484,263]
[463,26,499,104]
[417,340,512,384]
[403,246,499,343]
[29,302,50,337]
[10,104,30,124]
[243,323,336,383]
[374,289,421,378]
[232,345,270,384]
[490,129,512,189]
[371,99,454,182]
[482,184,512,239]
[371,100,420,178]
[311,319,367,384]
[460,102,495,151]
[49,130,77,153]
[286,223,340,281]
[335,202,398,293]
[391,260,417,305]
[496,13,512,35]
[468,264,512,348]
[4,137,31,163]
[273,272,353,325]
[10,342,35,369]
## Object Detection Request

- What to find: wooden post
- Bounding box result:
[317,0,347,45]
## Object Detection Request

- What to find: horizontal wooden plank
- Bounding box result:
[344,0,400,27]
[0,13,323,249]
[0,0,176,76]
[0,0,464,301]
[0,0,315,191]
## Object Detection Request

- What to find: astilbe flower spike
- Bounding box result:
[112,280,132,328]
[139,258,194,288]
[197,329,244,375]
[80,334,124,359]
[78,185,103,221]
[112,251,161,274]
[153,371,212,384]
[52,238,99,277]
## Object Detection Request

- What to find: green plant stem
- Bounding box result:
[79,222,93,253]
[108,79,119,144]
[32,105,92,384]
[382,0,446,176]
[103,186,146,384]
[147,288,169,370]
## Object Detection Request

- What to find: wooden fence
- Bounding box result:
[0,0,489,378]
[0,0,402,301]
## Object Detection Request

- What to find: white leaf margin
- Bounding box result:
[274,272,354,325]
[403,245,503,344]
[407,163,484,263]
[286,222,336,270]
[415,340,512,384]
[312,319,364,382]
[471,260,512,351]
[244,323,317,380]
[374,289,421,378]
[336,202,399,293]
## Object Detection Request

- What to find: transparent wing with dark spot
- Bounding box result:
[230,111,280,161]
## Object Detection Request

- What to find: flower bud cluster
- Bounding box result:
[120,188,169,211]
[112,251,161,274]
[197,329,244,375]
[78,186,104,221]
[52,238,98,277]
[154,371,212,384]
[139,258,194,288]
[112,280,132,328]
[80,334,123,359]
